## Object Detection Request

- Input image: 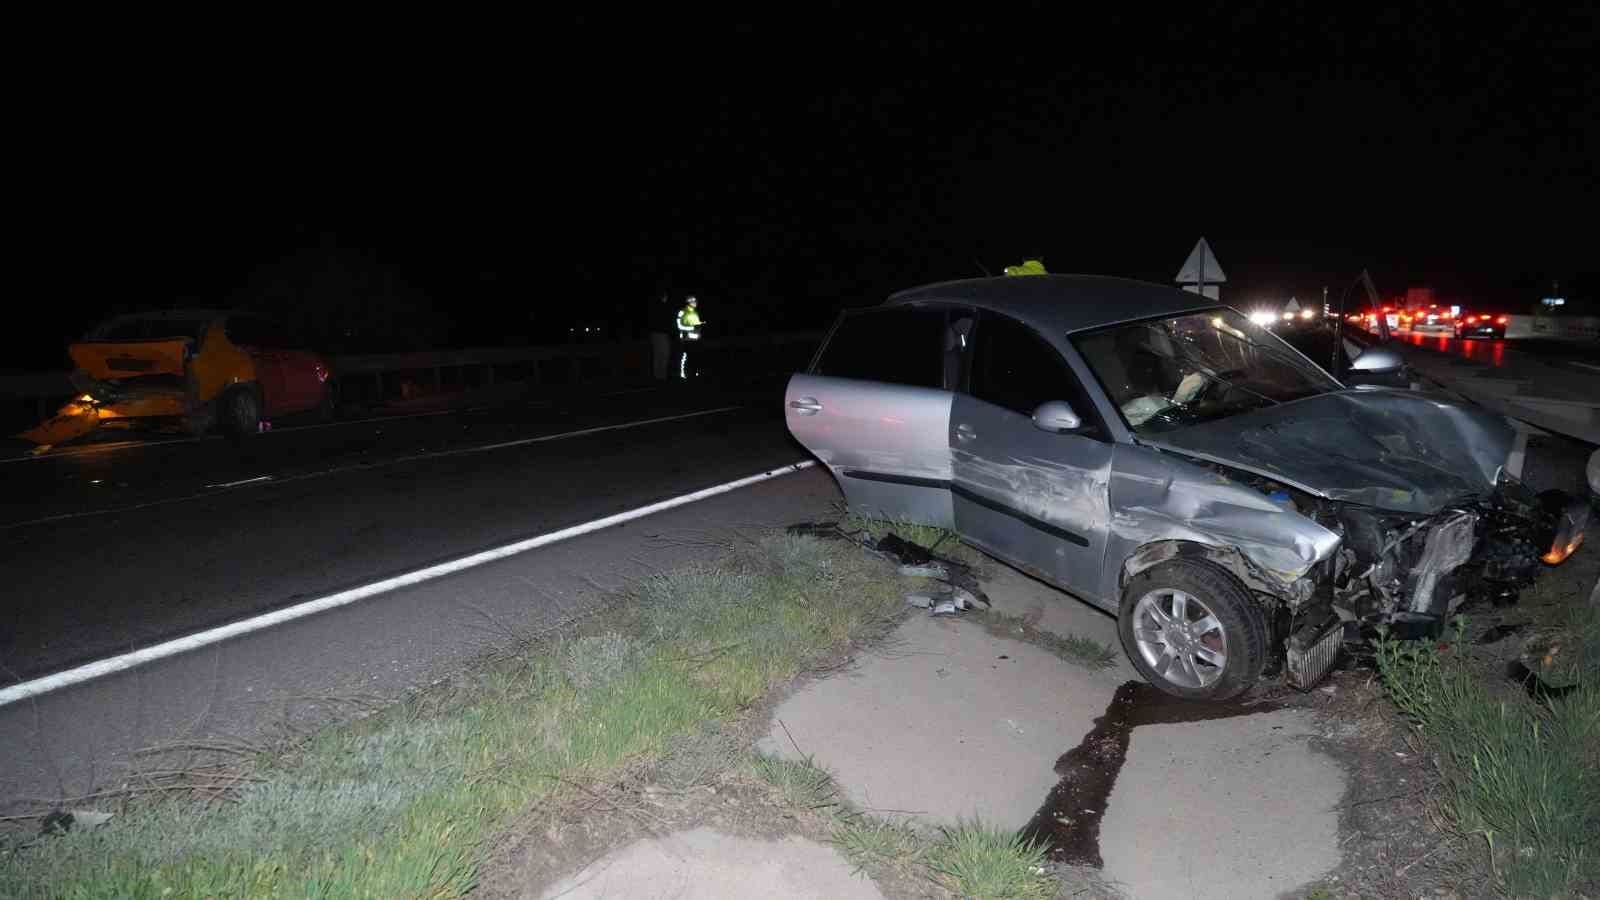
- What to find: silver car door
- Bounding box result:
[950,312,1114,606]
[785,306,958,527]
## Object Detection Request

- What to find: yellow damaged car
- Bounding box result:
[22,310,333,445]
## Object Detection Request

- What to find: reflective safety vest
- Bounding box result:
[677,306,703,339]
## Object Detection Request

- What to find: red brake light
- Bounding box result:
[1466,315,1478,323]
[1496,316,1508,324]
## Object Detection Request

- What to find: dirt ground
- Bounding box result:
[1288,517,1599,900]
[477,517,1598,900]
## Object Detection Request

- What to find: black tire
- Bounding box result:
[221,386,261,439]
[1118,559,1268,701]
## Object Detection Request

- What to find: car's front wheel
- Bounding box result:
[1118,560,1267,700]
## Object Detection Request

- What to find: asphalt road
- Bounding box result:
[1391,330,1600,373]
[0,384,810,682]
[1,380,855,808]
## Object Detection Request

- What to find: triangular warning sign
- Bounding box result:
[1284,297,1301,312]
[1175,238,1226,285]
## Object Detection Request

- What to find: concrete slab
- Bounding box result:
[759,614,1112,828]
[536,827,884,900]
[979,564,1118,647]
[1098,709,1344,900]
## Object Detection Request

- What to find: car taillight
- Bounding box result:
[1466,315,1478,323]
[1496,316,1508,325]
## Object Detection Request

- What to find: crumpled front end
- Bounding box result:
[1115,444,1588,692]
[1210,465,1589,665]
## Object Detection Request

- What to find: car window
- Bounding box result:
[969,313,1104,438]
[813,307,946,389]
[1072,308,1340,435]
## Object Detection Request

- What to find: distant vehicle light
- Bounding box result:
[1249,311,1276,327]
[1300,309,1315,320]
[1466,315,1479,323]
[1282,311,1295,321]
[1496,315,1508,324]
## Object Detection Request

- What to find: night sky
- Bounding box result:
[15,3,1597,368]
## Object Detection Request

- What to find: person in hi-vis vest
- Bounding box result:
[675,296,704,379]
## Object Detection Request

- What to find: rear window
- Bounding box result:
[813,307,945,389]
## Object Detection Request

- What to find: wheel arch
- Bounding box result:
[1119,539,1286,608]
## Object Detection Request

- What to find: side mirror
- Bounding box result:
[1349,347,1403,372]
[1032,400,1081,433]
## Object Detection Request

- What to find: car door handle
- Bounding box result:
[955,423,977,441]
[788,397,822,415]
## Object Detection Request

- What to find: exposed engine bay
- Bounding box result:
[1201,460,1590,688]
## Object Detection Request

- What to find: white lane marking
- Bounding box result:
[395,406,740,461]
[205,475,274,489]
[1570,361,1600,374]
[0,460,815,707]
[1,406,743,530]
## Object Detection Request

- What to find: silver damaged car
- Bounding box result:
[785,275,1590,699]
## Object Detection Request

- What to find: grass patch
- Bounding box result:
[925,820,1054,900]
[832,816,925,872]
[0,533,908,899]
[745,754,1063,898]
[843,511,983,567]
[750,754,838,812]
[1375,614,1600,897]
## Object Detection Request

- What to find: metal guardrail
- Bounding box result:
[0,332,826,423]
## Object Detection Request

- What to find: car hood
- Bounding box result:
[1145,389,1515,515]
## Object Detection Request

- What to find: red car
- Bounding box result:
[1455,311,1509,339]
[24,310,334,445]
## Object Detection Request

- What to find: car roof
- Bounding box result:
[884,274,1220,335]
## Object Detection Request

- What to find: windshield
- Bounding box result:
[1071,308,1341,435]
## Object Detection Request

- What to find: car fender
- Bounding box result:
[1102,444,1342,607]
[192,321,258,403]
[1118,539,1308,608]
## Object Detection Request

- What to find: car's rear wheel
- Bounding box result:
[1119,560,1267,700]
[221,386,261,439]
